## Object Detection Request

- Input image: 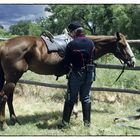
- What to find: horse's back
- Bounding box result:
[6,36,38,47]
[1,36,44,72]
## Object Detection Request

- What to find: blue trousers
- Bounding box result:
[65,67,95,105]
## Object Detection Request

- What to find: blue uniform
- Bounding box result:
[59,21,96,128]
[65,36,95,68]
[64,35,95,105]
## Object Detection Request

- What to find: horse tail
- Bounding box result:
[0,43,5,91]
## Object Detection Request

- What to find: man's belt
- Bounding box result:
[72,64,95,72]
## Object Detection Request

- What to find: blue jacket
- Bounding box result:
[64,35,95,68]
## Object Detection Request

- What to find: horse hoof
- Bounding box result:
[0,122,9,131]
[10,119,21,126]
[10,115,21,125]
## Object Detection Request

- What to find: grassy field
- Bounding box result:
[1,57,140,136]
[1,86,140,136]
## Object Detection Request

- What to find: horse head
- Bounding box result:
[113,32,136,67]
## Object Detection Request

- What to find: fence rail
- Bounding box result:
[127,40,140,45]
[18,64,140,94]
[18,79,140,94]
[96,64,140,71]
[17,64,140,95]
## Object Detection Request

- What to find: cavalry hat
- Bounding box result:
[67,21,82,32]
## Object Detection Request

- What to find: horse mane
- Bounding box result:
[87,35,117,43]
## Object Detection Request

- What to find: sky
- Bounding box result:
[0,4,50,29]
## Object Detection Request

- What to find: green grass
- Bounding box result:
[1,86,140,136]
[1,57,140,136]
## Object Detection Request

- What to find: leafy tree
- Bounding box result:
[0,28,11,37]
[43,4,140,38]
[7,5,140,54]
[9,20,31,35]
[42,4,140,58]
[28,22,43,36]
[0,25,4,29]
[125,5,140,39]
[44,5,98,35]
[43,5,113,35]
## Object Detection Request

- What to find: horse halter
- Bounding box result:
[115,41,134,65]
[113,40,134,83]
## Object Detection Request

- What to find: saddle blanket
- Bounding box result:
[41,34,72,53]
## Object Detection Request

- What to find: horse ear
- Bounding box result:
[116,32,121,41]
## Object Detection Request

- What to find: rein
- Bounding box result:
[113,41,128,84]
[113,63,126,84]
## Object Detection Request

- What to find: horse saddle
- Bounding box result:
[41,33,72,54]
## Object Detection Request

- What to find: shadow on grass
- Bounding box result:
[128,126,140,130]
[6,108,114,130]
[78,109,114,114]
[7,111,62,130]
[92,109,115,114]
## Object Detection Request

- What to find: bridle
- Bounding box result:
[115,41,134,65]
[113,40,134,83]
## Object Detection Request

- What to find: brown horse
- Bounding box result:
[0,32,136,130]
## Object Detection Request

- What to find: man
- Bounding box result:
[59,21,95,128]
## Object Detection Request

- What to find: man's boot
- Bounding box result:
[82,102,91,127]
[58,102,74,129]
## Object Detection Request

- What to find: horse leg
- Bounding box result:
[0,82,18,130]
[6,70,24,125]
[1,70,23,127]
[0,80,21,130]
[0,63,8,130]
[0,95,8,130]
[6,82,21,125]
[0,83,15,130]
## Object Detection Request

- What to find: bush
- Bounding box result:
[0,28,12,38]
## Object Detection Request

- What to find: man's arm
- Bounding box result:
[64,44,71,67]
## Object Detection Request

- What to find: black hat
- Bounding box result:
[67,21,82,32]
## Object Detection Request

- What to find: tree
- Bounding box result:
[0,25,4,29]
[9,20,31,35]
[125,5,140,39]
[44,5,98,35]
[42,4,140,58]
[0,28,11,37]
[43,4,140,38]
[44,5,114,35]
[28,22,43,36]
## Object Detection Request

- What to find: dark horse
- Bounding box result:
[0,32,136,130]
